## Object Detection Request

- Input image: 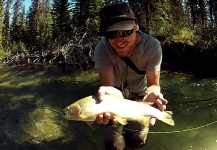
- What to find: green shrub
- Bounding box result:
[172,28,199,46]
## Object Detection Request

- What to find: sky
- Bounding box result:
[23,0,31,11]
[23,0,53,11]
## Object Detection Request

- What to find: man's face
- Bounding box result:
[107,25,138,57]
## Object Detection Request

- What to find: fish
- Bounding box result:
[63,95,175,127]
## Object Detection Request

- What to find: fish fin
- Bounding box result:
[140,117,150,126]
[160,111,175,126]
[79,114,89,119]
[140,126,149,141]
[166,111,173,115]
[114,116,128,125]
[86,122,95,130]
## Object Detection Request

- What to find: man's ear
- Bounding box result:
[135,24,139,31]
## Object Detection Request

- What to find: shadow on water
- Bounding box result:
[0,65,217,149]
[0,65,103,149]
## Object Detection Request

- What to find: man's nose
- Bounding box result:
[114,34,124,43]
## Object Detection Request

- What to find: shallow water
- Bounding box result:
[0,65,217,150]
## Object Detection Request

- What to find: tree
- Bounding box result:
[26,0,40,52]
[71,0,103,31]
[26,0,53,52]
[52,0,72,41]
[10,0,25,52]
[38,0,53,51]
[207,0,217,28]
[129,0,173,36]
[19,6,27,42]
[2,0,13,52]
[198,0,207,27]
[0,0,3,55]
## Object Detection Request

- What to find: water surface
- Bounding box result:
[0,65,216,150]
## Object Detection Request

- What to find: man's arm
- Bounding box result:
[145,71,168,110]
[96,65,120,124]
[144,71,168,125]
[98,65,114,86]
[146,71,160,93]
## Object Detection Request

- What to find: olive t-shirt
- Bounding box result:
[94,31,162,94]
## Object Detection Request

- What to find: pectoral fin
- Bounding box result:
[79,114,88,119]
[114,116,128,125]
[140,117,150,126]
[140,126,149,141]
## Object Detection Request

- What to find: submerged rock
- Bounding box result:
[0,103,74,148]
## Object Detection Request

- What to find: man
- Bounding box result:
[94,2,168,150]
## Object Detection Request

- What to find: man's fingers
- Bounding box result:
[97,86,123,102]
[103,113,111,124]
[112,118,119,124]
[96,114,104,124]
[159,94,168,104]
[156,99,164,111]
[149,118,156,126]
[156,95,167,111]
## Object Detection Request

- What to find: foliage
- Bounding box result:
[10,41,27,53]
[0,0,3,57]
[71,0,103,32]
[0,0,217,63]
[0,50,4,59]
[52,0,72,41]
[195,26,217,51]
[172,28,199,46]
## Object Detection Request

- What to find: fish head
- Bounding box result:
[63,103,81,120]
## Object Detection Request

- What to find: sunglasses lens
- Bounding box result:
[123,29,134,37]
[105,28,134,39]
[105,32,116,39]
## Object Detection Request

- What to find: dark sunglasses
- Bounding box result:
[104,28,134,39]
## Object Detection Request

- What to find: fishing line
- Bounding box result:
[167,98,217,105]
[167,98,217,112]
[149,120,217,134]
[118,120,217,134]
[147,98,217,133]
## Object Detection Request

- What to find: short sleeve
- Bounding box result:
[146,39,162,71]
[94,39,113,68]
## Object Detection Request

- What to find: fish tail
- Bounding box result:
[159,111,175,126]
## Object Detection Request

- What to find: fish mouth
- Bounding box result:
[62,108,71,119]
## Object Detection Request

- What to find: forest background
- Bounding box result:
[0,0,216,74]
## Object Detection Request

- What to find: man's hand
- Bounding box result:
[97,86,123,100]
[95,86,122,125]
[144,92,168,111]
[142,85,168,126]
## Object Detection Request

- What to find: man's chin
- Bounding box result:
[116,51,129,57]
[117,53,127,57]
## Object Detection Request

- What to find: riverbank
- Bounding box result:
[161,42,217,78]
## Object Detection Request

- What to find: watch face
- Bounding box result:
[120,80,131,99]
[123,87,131,99]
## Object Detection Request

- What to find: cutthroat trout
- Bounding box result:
[63,95,175,126]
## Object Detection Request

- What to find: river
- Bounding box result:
[0,65,216,150]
